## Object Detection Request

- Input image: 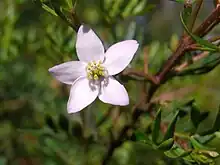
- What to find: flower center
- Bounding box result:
[86,60,106,80]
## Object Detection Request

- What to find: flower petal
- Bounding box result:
[98,76,129,106]
[48,61,86,85]
[76,25,104,62]
[103,40,139,75]
[67,77,99,113]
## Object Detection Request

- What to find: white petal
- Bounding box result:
[103,40,139,75]
[67,77,99,113]
[48,61,86,85]
[76,25,104,62]
[98,77,129,106]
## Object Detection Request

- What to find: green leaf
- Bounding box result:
[190,136,213,150]
[134,131,152,146]
[121,0,138,18]
[65,0,74,8]
[132,4,156,16]
[156,138,174,151]
[177,53,220,76]
[194,134,215,144]
[190,104,209,129]
[211,107,220,132]
[152,108,162,144]
[163,111,179,141]
[201,107,220,135]
[191,152,214,164]
[180,12,220,52]
[183,154,196,163]
[178,99,194,112]
[109,0,125,18]
[164,146,192,159]
[182,0,192,25]
[42,4,58,16]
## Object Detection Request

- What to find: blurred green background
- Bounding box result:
[1,0,220,165]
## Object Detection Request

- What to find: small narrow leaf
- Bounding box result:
[182,0,192,25]
[164,146,192,159]
[191,152,214,164]
[211,107,220,133]
[152,108,162,144]
[199,111,209,123]
[190,136,213,150]
[180,12,220,52]
[194,134,215,144]
[42,4,58,16]
[134,131,153,146]
[156,138,174,151]
[163,111,179,141]
[177,53,220,77]
[201,107,220,135]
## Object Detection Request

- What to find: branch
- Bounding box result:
[188,0,203,31]
[174,51,209,72]
[102,4,220,165]
[157,5,220,83]
[122,68,159,85]
[194,5,220,37]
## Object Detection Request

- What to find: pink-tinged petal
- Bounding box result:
[48,61,87,85]
[67,77,99,113]
[76,25,104,62]
[103,40,139,75]
[98,76,129,106]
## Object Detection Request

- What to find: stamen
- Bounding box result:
[86,60,106,81]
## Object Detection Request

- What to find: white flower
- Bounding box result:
[49,25,139,113]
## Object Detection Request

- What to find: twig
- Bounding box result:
[194,5,220,37]
[70,7,81,31]
[122,68,159,85]
[208,36,220,42]
[174,51,209,72]
[156,38,189,83]
[188,0,203,31]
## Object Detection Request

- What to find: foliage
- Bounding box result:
[1,0,220,165]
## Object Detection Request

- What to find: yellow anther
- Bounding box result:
[98,71,103,75]
[94,74,98,80]
[93,70,98,74]
[86,61,105,80]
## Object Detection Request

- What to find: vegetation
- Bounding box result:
[1,0,220,165]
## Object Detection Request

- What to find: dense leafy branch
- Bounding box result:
[102,4,220,165]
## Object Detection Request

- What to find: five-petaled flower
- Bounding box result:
[49,25,139,113]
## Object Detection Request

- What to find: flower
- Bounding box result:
[49,25,139,113]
